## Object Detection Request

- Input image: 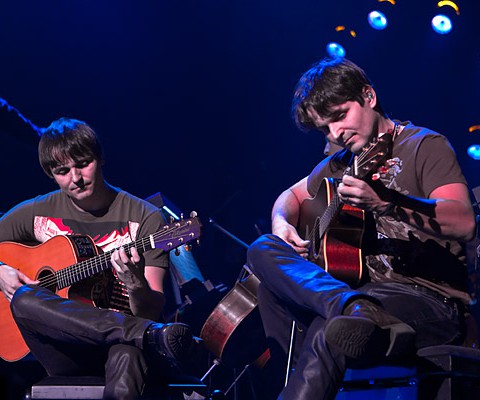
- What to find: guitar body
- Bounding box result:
[298,177,365,285]
[200,269,269,368]
[0,235,98,362]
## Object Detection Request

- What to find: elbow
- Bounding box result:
[458,217,477,242]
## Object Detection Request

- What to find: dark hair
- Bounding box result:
[292,58,385,131]
[38,118,104,177]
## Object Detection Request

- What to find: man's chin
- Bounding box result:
[348,143,361,154]
[350,141,370,154]
[68,189,91,200]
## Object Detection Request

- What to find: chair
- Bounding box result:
[335,213,480,399]
[337,344,480,399]
[24,374,208,400]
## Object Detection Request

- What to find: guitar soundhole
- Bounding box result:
[38,269,58,293]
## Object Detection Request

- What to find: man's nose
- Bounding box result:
[328,123,342,141]
[71,168,82,183]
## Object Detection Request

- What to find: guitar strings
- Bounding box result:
[304,140,384,244]
[38,226,181,288]
[37,220,197,290]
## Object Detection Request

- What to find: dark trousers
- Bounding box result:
[247,234,465,400]
[10,285,160,400]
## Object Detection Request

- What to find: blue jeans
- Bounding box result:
[247,234,465,400]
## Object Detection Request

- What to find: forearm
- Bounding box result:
[271,189,301,232]
[127,283,165,321]
[384,190,476,241]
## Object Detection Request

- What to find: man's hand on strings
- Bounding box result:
[337,175,392,214]
[110,247,147,290]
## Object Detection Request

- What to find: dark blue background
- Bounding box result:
[2,0,479,286]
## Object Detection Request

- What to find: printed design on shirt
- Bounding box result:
[368,155,414,274]
[377,157,404,193]
[34,217,71,243]
[375,155,414,237]
[91,226,134,253]
[33,216,140,252]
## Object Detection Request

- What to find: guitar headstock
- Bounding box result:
[352,133,393,180]
[153,211,202,252]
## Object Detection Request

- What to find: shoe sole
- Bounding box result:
[160,323,194,361]
[325,316,415,362]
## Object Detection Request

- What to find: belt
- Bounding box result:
[410,284,464,314]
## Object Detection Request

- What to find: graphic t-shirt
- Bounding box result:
[0,188,168,311]
[306,122,471,303]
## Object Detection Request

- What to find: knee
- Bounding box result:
[247,234,284,272]
[248,234,276,260]
[10,285,40,319]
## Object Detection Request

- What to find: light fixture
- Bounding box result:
[326,42,346,59]
[431,14,452,34]
[368,11,388,30]
[467,145,480,160]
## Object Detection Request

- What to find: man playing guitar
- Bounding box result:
[247,58,476,400]
[0,118,196,399]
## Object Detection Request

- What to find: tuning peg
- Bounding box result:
[184,244,192,252]
[190,211,197,218]
[180,213,184,220]
[169,216,174,223]
[196,239,201,246]
[174,248,180,256]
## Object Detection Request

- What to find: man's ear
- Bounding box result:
[363,87,377,108]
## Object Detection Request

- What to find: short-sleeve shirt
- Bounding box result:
[0,188,168,269]
[306,122,471,303]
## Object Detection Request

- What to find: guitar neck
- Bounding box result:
[54,236,152,290]
[315,134,392,240]
[317,192,343,239]
[51,215,201,290]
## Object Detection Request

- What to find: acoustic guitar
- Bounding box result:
[0,212,201,362]
[200,266,269,368]
[297,134,393,285]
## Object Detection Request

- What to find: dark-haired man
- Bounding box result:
[0,118,195,400]
[247,58,476,399]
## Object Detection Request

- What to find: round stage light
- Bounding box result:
[431,14,452,34]
[368,11,388,30]
[326,42,346,59]
[467,145,480,160]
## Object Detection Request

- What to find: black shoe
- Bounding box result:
[324,299,415,364]
[146,322,194,362]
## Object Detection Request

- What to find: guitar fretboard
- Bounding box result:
[36,216,200,292]
[54,237,153,289]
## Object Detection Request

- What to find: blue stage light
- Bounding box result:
[431,14,452,34]
[467,144,480,160]
[326,42,346,59]
[368,11,388,30]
